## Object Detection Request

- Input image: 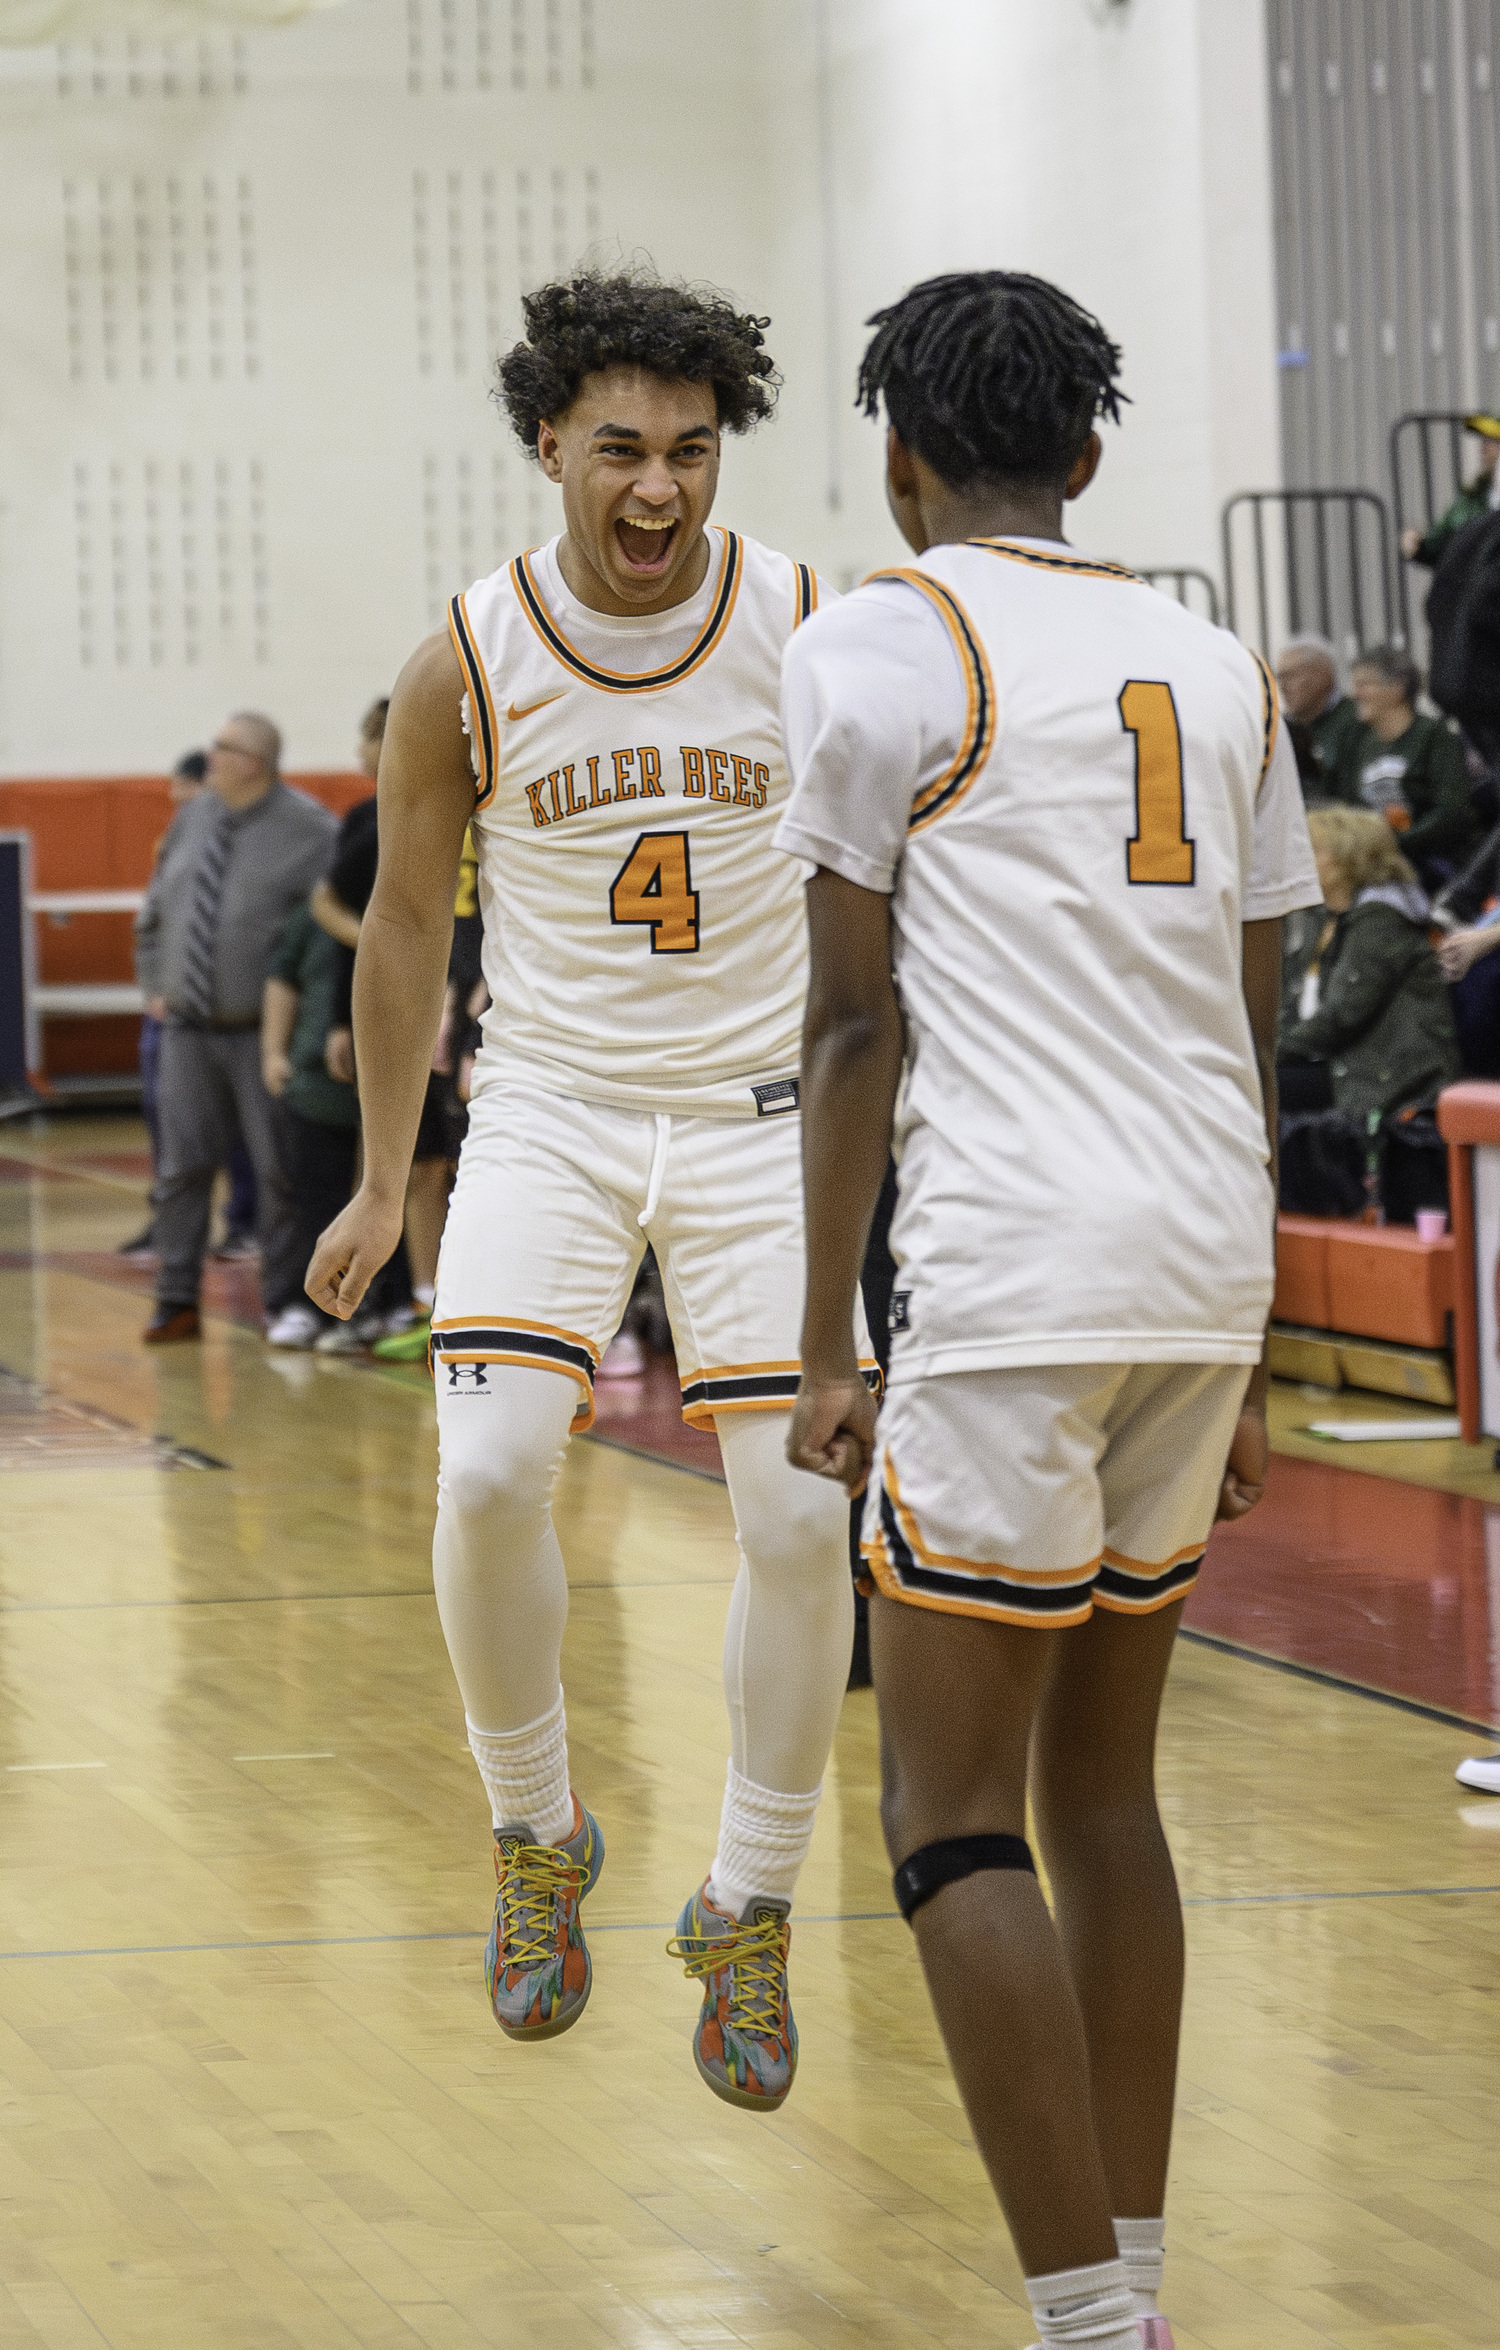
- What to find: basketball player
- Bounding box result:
[778,273,1320,2349]
[305,271,873,2109]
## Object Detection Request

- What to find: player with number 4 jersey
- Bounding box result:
[306,270,874,2114]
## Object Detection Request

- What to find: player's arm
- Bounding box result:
[1219,915,1282,1521]
[304,632,475,1318]
[786,870,905,1495]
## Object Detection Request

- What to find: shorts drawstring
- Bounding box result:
[639,1114,672,1229]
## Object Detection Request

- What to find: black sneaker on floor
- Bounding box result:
[119,1224,157,1259]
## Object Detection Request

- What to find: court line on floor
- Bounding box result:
[0,1575,730,1616]
[1178,1626,1499,1736]
[3,1882,1499,1962]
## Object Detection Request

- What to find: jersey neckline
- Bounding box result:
[510,526,743,693]
[964,537,1142,583]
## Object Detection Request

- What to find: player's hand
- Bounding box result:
[304,1189,403,1320]
[787,1374,878,1495]
[1400,525,1422,558]
[1216,1405,1268,1520]
[261,1048,292,1098]
[325,1026,355,1083]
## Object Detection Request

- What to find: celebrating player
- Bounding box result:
[306,270,874,2110]
[779,272,1319,2348]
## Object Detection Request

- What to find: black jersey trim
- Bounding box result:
[509,528,742,694]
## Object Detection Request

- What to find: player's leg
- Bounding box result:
[1030,1602,1183,2333]
[714,1408,854,1890]
[1031,1361,1250,2330]
[430,1079,642,2040]
[656,1108,870,2109]
[871,1595,1123,2274]
[864,1367,1141,2350]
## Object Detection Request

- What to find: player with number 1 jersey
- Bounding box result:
[306,271,873,2117]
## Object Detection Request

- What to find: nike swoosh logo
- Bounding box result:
[506,691,566,722]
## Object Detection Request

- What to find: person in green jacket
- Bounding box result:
[1400,413,1500,569]
[1348,644,1479,886]
[1279,805,1460,1122]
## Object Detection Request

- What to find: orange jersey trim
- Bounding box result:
[448,593,500,809]
[968,538,1145,586]
[1101,1538,1209,1575]
[861,1530,1095,1627]
[1248,648,1281,792]
[863,568,996,832]
[509,527,743,693]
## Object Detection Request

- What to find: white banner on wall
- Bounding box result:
[0,0,343,42]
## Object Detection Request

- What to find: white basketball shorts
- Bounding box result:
[432,1075,878,1431]
[860,1361,1251,1625]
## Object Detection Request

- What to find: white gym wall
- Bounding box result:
[0,0,1277,773]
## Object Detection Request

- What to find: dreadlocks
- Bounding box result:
[856,270,1126,492]
[497,268,780,451]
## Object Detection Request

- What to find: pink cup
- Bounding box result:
[1415,1208,1449,1242]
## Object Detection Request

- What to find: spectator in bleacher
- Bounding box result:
[133,712,336,1344]
[1277,808,1459,1215]
[258,902,359,1348]
[1348,645,1479,891]
[1399,413,1500,570]
[1276,635,1362,804]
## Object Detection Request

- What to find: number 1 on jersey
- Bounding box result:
[610,829,701,953]
[1120,679,1195,885]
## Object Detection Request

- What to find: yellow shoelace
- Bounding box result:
[497,1841,587,1969]
[668,1911,787,2037]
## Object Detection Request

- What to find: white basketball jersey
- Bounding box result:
[447,529,824,1119]
[778,536,1321,1374]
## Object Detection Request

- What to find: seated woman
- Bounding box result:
[1348,643,1479,890]
[1278,806,1461,1216]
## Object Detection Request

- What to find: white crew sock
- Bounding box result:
[1025,2258,1139,2350]
[1113,2217,1165,2317]
[708,1762,821,1918]
[466,1690,574,1845]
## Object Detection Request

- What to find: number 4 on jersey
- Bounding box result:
[610,829,701,953]
[1120,679,1195,885]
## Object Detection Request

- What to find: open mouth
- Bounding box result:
[615,515,678,573]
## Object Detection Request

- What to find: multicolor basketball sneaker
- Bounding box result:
[668,1880,797,2110]
[485,1797,604,2040]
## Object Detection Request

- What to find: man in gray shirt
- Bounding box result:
[134,711,336,1342]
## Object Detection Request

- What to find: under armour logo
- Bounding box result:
[446,1362,489,1390]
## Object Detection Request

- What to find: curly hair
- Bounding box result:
[496,269,779,452]
[856,269,1126,491]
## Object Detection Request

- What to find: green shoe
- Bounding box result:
[372,1317,432,1362]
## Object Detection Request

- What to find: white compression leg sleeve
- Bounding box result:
[433,1363,581,1832]
[708,1413,854,1911]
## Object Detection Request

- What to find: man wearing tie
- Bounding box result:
[134,712,336,1343]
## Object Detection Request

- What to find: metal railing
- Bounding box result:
[1389,409,1477,652]
[1140,567,1222,626]
[1221,488,1396,659]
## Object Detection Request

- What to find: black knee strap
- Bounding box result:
[893,1833,1035,1923]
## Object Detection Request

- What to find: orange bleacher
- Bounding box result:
[0,772,371,1077]
[1273,1213,1455,1352]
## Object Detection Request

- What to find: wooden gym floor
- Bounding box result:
[0,1116,1497,2350]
